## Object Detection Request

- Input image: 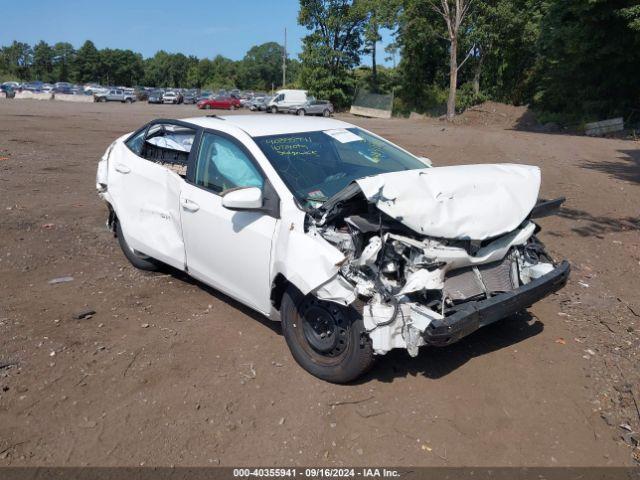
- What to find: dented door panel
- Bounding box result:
[107,141,186,270]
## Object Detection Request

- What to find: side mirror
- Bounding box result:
[222,187,263,211]
[419,156,433,167]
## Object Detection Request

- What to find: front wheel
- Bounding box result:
[297,109,305,116]
[115,220,160,271]
[280,287,374,383]
[322,109,330,117]
[204,104,211,110]
[270,106,278,114]
[229,104,236,111]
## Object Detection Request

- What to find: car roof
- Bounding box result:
[181,114,355,137]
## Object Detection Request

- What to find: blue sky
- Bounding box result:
[0,0,395,66]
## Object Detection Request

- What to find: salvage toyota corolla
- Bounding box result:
[96,115,569,382]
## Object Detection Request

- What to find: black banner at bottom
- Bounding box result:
[0,467,638,480]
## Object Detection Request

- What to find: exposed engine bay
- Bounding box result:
[305,164,564,356]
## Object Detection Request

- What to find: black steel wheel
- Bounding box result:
[281,287,374,383]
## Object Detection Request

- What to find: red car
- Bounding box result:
[197,95,241,110]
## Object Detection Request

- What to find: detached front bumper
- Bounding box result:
[423,261,570,346]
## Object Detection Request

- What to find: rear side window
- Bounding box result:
[125,130,145,155]
[195,132,263,193]
[140,123,197,177]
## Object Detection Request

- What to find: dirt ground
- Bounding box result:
[1,99,639,467]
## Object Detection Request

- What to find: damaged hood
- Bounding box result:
[354,164,541,240]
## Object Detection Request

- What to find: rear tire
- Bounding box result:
[297,109,305,116]
[322,109,330,117]
[115,220,160,271]
[204,104,211,110]
[280,287,374,383]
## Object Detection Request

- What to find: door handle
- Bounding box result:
[181,198,200,212]
[115,163,131,174]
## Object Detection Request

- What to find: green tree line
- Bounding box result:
[2,0,638,121]
[0,40,300,92]
[299,0,640,122]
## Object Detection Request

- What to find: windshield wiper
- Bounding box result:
[303,196,328,204]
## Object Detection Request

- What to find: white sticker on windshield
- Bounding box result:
[323,129,363,144]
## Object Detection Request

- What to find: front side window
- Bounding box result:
[195,132,263,193]
[254,128,426,205]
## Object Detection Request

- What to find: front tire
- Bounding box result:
[281,287,374,383]
[322,109,330,117]
[297,109,305,116]
[270,106,278,114]
[115,220,160,271]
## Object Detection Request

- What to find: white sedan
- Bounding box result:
[96,115,569,382]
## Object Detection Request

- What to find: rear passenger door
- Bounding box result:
[109,121,197,270]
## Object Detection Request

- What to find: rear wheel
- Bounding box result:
[297,109,306,116]
[322,109,330,117]
[204,104,211,110]
[115,220,160,271]
[280,287,374,383]
[229,104,236,111]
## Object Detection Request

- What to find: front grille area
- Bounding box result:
[443,255,518,302]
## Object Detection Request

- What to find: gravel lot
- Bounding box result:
[0,99,638,466]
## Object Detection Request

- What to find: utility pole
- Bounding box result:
[282,27,287,88]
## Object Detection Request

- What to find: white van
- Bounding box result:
[266,89,308,113]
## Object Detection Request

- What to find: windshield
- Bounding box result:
[254,127,427,206]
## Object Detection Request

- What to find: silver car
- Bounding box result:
[288,99,334,117]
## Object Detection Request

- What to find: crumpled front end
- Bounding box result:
[307,164,569,356]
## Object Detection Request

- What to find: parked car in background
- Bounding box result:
[163,91,182,104]
[148,90,164,104]
[288,99,334,117]
[197,95,241,110]
[22,81,44,92]
[84,84,106,95]
[53,85,74,95]
[134,88,149,101]
[197,91,213,102]
[249,96,267,111]
[0,84,16,98]
[183,91,197,104]
[55,82,73,90]
[2,81,21,91]
[96,114,569,382]
[95,88,136,103]
[266,89,308,113]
